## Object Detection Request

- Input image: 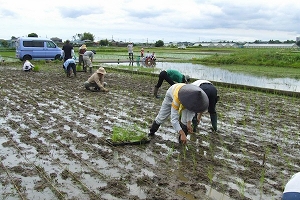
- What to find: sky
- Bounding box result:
[1,0,300,43]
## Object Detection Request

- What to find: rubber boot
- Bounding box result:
[210,113,217,131]
[89,67,92,73]
[153,86,159,98]
[149,120,160,137]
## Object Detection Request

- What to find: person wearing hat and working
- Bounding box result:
[84,67,109,92]
[78,44,87,70]
[153,69,190,98]
[282,172,300,199]
[83,50,96,73]
[180,79,219,134]
[149,83,208,144]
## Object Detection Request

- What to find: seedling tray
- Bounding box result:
[106,138,151,146]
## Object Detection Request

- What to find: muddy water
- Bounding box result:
[0,64,299,200]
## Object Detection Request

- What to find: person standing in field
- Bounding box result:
[148,83,209,144]
[83,50,96,73]
[61,40,74,62]
[153,69,190,98]
[140,47,144,58]
[127,42,134,61]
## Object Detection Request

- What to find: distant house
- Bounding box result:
[178,44,186,49]
[243,43,299,48]
[193,42,238,48]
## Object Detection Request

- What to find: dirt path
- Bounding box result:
[0,64,299,200]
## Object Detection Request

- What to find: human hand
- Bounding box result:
[179,130,187,144]
[187,125,193,133]
[102,88,109,92]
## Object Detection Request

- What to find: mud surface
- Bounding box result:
[0,64,299,200]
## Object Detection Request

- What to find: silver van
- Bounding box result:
[16,37,62,61]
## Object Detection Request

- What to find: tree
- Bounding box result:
[99,39,109,46]
[155,40,164,47]
[80,32,95,42]
[28,33,38,37]
[0,40,8,47]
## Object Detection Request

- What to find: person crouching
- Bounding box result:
[23,60,34,72]
[84,67,109,92]
[63,58,76,77]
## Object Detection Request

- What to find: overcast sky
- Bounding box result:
[1,0,300,43]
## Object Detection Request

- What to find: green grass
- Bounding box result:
[111,124,148,143]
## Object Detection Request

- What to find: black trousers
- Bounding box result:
[67,63,76,77]
[155,70,175,88]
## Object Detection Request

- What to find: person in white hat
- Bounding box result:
[153,69,190,98]
[282,172,300,199]
[84,67,108,92]
[149,83,208,144]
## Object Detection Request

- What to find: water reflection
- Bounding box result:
[105,62,300,92]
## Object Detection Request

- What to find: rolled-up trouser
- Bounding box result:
[84,81,107,90]
[79,55,83,65]
[67,63,76,77]
[155,70,175,88]
[83,56,92,68]
[84,81,98,90]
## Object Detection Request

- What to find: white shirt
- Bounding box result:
[23,60,34,71]
[192,80,211,86]
[283,172,300,193]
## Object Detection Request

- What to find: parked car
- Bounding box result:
[16,37,62,61]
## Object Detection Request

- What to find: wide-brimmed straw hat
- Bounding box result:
[96,67,106,74]
[80,44,87,49]
[178,84,209,113]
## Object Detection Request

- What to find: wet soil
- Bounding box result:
[0,64,299,200]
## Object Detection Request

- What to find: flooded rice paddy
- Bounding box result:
[0,63,299,200]
[105,61,300,93]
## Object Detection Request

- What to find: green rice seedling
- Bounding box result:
[259,168,265,194]
[166,143,175,163]
[111,124,148,143]
[33,65,40,72]
[207,165,214,185]
[237,179,246,198]
[76,65,82,71]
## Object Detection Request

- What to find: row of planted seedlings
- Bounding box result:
[106,70,272,198]
[217,84,299,199]
[1,81,115,198]
[1,91,108,199]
